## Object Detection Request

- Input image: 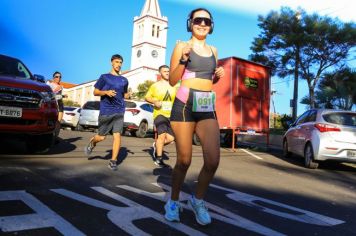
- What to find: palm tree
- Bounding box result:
[301,67,356,110]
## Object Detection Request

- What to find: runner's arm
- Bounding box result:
[169,42,187,86]
[124,92,131,99]
[94,88,116,97]
[145,87,161,108]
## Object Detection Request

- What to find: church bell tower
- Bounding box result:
[130,0,168,70]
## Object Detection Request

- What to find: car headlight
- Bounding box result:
[41,91,56,102]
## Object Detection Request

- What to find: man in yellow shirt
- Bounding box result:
[145,65,177,167]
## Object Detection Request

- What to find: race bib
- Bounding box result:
[192,91,216,112]
[161,101,172,111]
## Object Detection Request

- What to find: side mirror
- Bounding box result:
[33,74,46,83]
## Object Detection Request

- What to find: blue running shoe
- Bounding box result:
[188,196,211,225]
[164,199,182,222]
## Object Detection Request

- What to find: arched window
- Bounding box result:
[157,26,160,38]
[139,24,144,38]
[152,24,155,37]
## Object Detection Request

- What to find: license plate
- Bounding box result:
[347,150,356,158]
[247,129,256,134]
[0,106,22,118]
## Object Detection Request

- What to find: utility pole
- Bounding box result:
[271,90,277,128]
[292,11,301,121]
[292,45,300,121]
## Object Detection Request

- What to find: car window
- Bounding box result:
[0,56,31,79]
[83,101,100,110]
[64,107,76,111]
[140,103,153,112]
[305,110,317,122]
[125,101,137,108]
[323,112,356,127]
[295,111,310,125]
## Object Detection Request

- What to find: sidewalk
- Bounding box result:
[236,134,283,151]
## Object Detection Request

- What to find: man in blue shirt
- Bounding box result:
[84,54,130,170]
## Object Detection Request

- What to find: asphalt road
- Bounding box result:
[0,129,355,235]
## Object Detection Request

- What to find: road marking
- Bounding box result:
[240,148,263,160]
[210,184,345,226]
[0,182,345,235]
[51,187,206,236]
[0,190,84,235]
[118,183,285,236]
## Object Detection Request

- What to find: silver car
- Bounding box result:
[283,109,356,169]
[78,101,100,131]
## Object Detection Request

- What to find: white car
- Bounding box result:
[61,106,81,130]
[78,101,100,131]
[124,100,154,138]
[283,109,356,169]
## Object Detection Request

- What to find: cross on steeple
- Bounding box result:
[140,0,162,18]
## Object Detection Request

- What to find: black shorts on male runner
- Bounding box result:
[154,115,174,136]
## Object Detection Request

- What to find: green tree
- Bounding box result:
[250,7,356,114]
[63,99,81,107]
[134,80,155,100]
[301,67,356,110]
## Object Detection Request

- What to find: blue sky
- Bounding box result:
[1,0,354,115]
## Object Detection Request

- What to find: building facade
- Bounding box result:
[63,0,168,106]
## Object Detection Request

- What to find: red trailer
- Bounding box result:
[213,57,271,150]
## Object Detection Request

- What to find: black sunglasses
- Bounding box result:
[192,17,212,26]
[54,75,61,78]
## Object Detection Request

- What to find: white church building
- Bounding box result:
[63,0,168,106]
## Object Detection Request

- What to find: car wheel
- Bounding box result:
[136,121,148,138]
[221,132,233,147]
[26,133,55,154]
[193,133,201,146]
[304,143,319,169]
[283,139,292,158]
[76,124,84,131]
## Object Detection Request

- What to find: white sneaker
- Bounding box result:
[84,139,95,156]
[152,141,156,159]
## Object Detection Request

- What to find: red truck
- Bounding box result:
[0,54,59,153]
[195,57,271,149]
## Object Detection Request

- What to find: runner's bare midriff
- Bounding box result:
[181,78,212,91]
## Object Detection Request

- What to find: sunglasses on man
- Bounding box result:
[192,17,212,26]
[54,75,61,78]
